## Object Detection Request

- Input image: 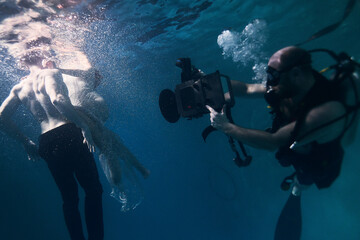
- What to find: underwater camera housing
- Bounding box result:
[159,58,234,123]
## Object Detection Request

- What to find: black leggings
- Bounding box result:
[39,123,103,240]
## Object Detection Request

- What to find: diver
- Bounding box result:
[0,50,104,240]
[44,59,150,210]
[206,46,360,239]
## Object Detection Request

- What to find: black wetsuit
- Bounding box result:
[38,123,103,240]
[276,138,344,188]
[271,72,345,189]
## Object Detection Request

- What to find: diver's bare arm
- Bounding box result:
[45,72,95,150]
[216,101,347,151]
[0,88,28,143]
[289,101,347,147]
[232,80,266,97]
[219,122,293,151]
[0,88,38,159]
[58,68,99,84]
[58,68,88,77]
[225,81,266,100]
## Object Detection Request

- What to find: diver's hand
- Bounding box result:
[206,105,230,131]
[23,140,40,162]
[81,128,95,152]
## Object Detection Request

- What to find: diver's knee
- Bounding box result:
[62,196,80,211]
[85,183,103,198]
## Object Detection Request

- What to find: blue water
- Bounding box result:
[0,1,360,239]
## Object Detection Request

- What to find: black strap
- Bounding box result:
[294,103,360,144]
[225,104,252,167]
[296,0,356,46]
[290,55,360,145]
[202,125,216,142]
[202,104,252,167]
[229,136,252,167]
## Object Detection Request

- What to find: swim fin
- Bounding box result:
[274,194,302,240]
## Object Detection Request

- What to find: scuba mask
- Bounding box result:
[264,62,309,111]
[264,66,284,110]
[264,66,293,112]
[266,66,283,87]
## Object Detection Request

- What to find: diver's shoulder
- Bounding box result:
[37,69,62,81]
[12,79,29,90]
[307,101,346,122]
[9,80,32,97]
[31,68,59,77]
[10,83,22,95]
[41,68,60,75]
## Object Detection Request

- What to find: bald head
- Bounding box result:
[266,46,315,101]
[268,46,312,72]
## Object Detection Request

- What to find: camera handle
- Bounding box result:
[229,136,252,167]
[224,104,252,167]
[202,104,252,168]
[202,73,252,167]
[220,74,235,108]
[221,74,252,167]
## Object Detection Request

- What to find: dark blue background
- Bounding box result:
[1,1,360,239]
